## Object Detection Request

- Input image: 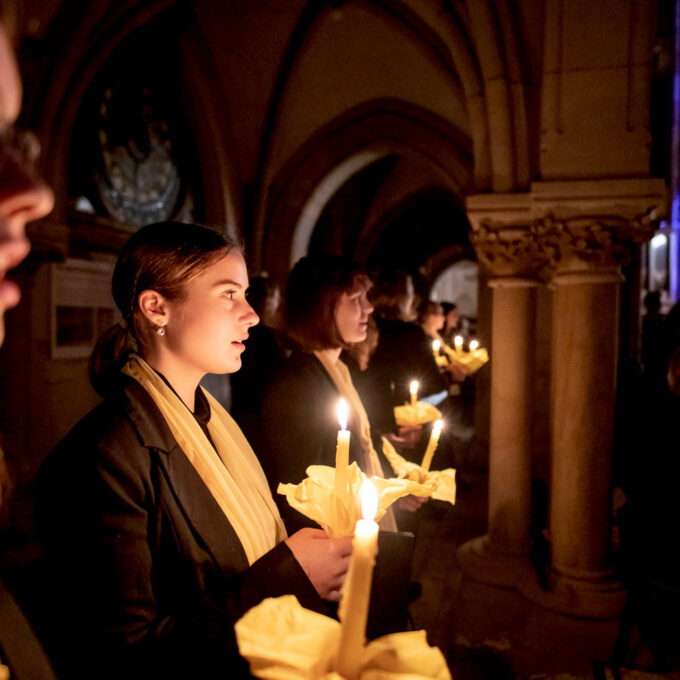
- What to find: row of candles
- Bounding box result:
[333,396,442,678]
[433,335,479,354]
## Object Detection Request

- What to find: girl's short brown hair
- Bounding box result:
[285,254,370,351]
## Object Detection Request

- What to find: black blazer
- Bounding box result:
[253,352,366,528]
[35,377,324,680]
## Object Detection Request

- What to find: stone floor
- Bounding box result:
[406,472,680,680]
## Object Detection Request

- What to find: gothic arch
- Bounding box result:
[252,0,534,249]
[258,98,473,277]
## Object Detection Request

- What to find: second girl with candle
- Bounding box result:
[256,254,429,532]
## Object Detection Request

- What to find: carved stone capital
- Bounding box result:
[471,211,656,279]
[535,213,656,274]
[470,221,545,278]
[467,178,666,280]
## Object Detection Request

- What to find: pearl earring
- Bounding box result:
[157,326,166,336]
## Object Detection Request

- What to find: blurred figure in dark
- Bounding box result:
[0,3,56,677]
[616,344,680,673]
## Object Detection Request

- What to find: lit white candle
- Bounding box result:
[409,380,419,405]
[469,339,479,352]
[336,480,379,679]
[421,419,443,471]
[454,335,464,351]
[334,399,350,495]
[432,339,441,353]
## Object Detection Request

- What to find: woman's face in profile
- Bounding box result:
[334,286,374,345]
[159,249,259,376]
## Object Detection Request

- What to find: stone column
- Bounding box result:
[549,268,622,613]
[458,206,543,588]
[486,278,536,558]
[522,215,646,618]
[460,181,665,606]
[460,180,665,603]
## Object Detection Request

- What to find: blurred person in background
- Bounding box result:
[0,3,55,677]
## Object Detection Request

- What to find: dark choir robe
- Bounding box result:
[35,376,324,680]
[256,351,415,638]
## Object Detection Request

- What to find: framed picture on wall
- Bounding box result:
[50,259,118,359]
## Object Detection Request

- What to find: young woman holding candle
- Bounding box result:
[257,253,422,637]
[363,272,449,438]
[35,222,352,680]
[257,254,427,531]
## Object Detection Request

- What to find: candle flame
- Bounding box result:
[432,339,441,352]
[360,479,378,521]
[434,419,443,435]
[337,398,348,430]
[469,339,479,351]
[410,380,418,394]
[454,335,463,348]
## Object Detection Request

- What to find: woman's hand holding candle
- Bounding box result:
[421,419,443,471]
[336,480,379,679]
[285,528,353,602]
[397,494,429,512]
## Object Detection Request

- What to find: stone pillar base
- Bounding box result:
[519,570,626,619]
[458,536,626,619]
[457,535,534,589]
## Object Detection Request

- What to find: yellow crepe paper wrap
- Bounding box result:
[393,402,442,427]
[442,346,489,374]
[278,463,431,538]
[381,438,456,506]
[235,595,452,680]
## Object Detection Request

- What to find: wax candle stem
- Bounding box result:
[335,481,379,679]
[409,380,418,405]
[421,420,443,471]
[335,399,350,496]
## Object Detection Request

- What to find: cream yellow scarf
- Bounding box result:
[123,355,286,565]
[314,350,398,532]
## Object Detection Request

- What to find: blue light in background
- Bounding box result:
[671,0,680,300]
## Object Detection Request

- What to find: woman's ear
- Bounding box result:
[137,290,169,328]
